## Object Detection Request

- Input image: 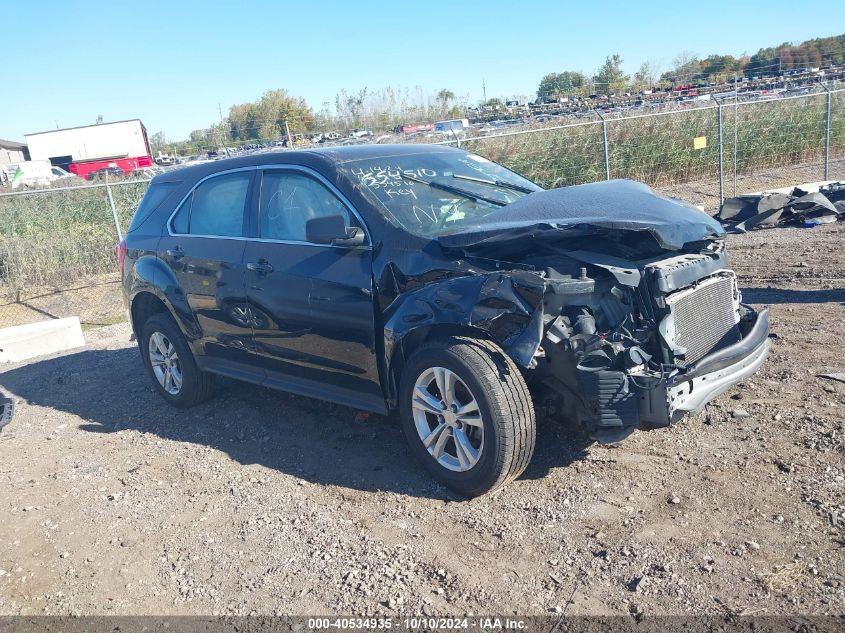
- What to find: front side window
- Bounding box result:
[171,171,251,237]
[259,171,352,242]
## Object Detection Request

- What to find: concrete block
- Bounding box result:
[0,317,86,363]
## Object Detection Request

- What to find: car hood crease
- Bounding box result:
[438,179,725,251]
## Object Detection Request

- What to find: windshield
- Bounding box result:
[339,150,542,236]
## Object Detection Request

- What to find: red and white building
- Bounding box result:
[25,119,153,179]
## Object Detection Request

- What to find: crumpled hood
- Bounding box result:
[439,179,725,251]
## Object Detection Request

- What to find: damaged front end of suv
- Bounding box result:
[372,176,770,443]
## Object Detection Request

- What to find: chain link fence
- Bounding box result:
[0,180,147,329]
[2,86,845,331]
[449,85,845,209]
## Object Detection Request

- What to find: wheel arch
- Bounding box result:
[385,323,496,410]
[128,252,200,343]
[129,291,174,341]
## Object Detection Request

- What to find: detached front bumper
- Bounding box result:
[573,304,771,442]
[640,309,771,426]
[666,308,770,417]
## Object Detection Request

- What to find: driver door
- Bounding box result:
[243,168,383,412]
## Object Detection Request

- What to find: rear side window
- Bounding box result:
[171,198,190,233]
[127,182,180,233]
[171,172,251,237]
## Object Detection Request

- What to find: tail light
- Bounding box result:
[115,239,127,275]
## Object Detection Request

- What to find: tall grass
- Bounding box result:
[0,182,146,297]
[464,93,844,190]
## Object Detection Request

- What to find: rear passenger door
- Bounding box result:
[158,169,258,368]
[242,168,383,411]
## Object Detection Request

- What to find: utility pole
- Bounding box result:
[482,80,487,103]
[285,120,293,148]
[218,102,231,158]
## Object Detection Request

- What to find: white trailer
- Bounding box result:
[25,120,152,178]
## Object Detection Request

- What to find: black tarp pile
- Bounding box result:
[716,182,845,232]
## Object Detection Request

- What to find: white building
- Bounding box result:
[26,119,151,164]
[25,119,152,176]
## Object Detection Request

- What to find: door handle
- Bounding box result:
[166,246,184,260]
[247,260,274,274]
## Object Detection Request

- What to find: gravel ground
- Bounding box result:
[0,225,843,617]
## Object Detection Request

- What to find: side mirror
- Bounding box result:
[305,215,365,246]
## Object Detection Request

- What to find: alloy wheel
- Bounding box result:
[148,331,183,395]
[411,367,484,472]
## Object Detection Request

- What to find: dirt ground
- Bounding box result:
[0,274,123,329]
[0,224,843,618]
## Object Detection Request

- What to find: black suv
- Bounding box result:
[120,145,770,496]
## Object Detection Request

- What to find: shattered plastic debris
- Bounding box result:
[716,183,845,232]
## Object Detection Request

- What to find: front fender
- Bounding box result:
[382,269,546,372]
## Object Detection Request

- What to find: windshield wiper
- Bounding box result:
[399,173,507,207]
[452,173,536,194]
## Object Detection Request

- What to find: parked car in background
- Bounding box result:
[49,166,84,186]
[50,165,75,179]
[4,160,49,188]
[4,160,82,189]
[87,165,125,181]
[434,118,469,135]
[120,145,769,496]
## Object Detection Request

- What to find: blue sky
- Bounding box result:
[4,1,844,141]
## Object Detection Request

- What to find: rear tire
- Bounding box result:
[399,336,535,497]
[140,312,215,407]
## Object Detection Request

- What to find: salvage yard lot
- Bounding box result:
[0,225,843,616]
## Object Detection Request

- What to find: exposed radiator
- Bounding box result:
[667,274,740,366]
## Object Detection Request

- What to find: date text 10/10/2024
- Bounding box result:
[307,617,528,630]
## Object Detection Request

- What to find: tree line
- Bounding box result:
[150,33,844,153]
[538,33,845,100]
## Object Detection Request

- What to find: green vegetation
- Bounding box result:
[539,34,845,101]
[184,89,315,152]
[466,93,844,190]
[594,55,630,96]
[153,85,471,157]
[145,34,845,158]
[0,182,145,296]
[746,34,845,76]
[537,72,588,100]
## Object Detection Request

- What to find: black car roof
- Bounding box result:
[152,144,463,185]
[305,143,463,163]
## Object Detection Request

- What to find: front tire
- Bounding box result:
[399,337,536,497]
[140,312,215,407]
